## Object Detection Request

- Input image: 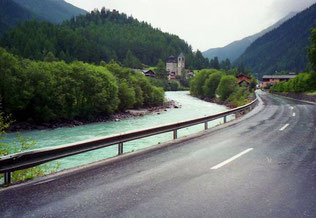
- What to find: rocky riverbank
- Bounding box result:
[8,100,180,132]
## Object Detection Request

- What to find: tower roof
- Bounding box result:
[178,53,185,58]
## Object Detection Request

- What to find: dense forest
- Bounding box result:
[235,4,316,78]
[0,8,210,69]
[0,48,164,123]
[271,27,316,93]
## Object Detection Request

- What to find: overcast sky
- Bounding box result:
[65,0,316,51]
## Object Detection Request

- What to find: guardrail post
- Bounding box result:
[224,116,227,123]
[204,122,208,130]
[118,143,123,155]
[4,172,11,185]
[173,130,178,140]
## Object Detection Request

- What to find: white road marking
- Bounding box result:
[211,148,253,170]
[280,124,289,131]
[293,113,296,117]
[289,106,294,110]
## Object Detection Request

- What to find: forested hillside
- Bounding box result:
[202,12,296,62]
[13,0,87,24]
[235,4,316,78]
[0,0,40,35]
[0,8,209,69]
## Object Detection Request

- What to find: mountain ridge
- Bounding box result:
[202,12,297,62]
[0,0,87,35]
[235,4,316,78]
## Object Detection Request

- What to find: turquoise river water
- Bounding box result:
[2,91,234,171]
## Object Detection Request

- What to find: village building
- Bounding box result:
[142,69,155,78]
[262,74,297,88]
[186,70,195,79]
[166,53,185,79]
[236,74,251,87]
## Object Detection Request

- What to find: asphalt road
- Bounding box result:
[1,91,316,217]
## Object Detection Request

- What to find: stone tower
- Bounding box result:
[177,53,185,76]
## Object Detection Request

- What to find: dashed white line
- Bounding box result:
[280,124,289,131]
[293,113,296,117]
[211,148,254,170]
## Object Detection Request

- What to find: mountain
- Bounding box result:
[0,8,209,69]
[0,0,41,35]
[202,12,296,62]
[235,4,316,78]
[13,0,87,24]
[0,0,87,36]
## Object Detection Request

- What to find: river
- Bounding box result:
[2,91,233,171]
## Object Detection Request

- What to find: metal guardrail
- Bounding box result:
[0,97,258,185]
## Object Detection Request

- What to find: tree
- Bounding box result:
[44,51,58,62]
[250,77,258,91]
[123,50,142,69]
[155,59,168,80]
[203,71,223,99]
[308,28,316,70]
[213,57,220,69]
[237,64,245,74]
[216,75,238,101]
[118,80,136,111]
[308,28,316,88]
[190,69,213,97]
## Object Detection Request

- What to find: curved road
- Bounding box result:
[1,91,316,217]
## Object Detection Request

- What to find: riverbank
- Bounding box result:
[197,92,256,109]
[7,100,179,132]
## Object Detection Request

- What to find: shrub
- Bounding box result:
[227,87,249,107]
[216,75,238,101]
[203,71,223,99]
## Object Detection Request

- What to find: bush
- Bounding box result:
[118,80,136,111]
[227,87,250,107]
[203,71,223,99]
[0,106,59,184]
[190,69,214,97]
[216,75,238,101]
[0,48,165,123]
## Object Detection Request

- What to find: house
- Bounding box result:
[166,53,185,79]
[236,74,251,86]
[186,71,195,79]
[262,75,297,88]
[142,70,155,78]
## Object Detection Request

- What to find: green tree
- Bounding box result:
[216,75,238,101]
[118,80,136,111]
[190,69,213,97]
[155,59,168,80]
[250,77,258,91]
[307,27,316,71]
[203,71,223,99]
[44,51,58,62]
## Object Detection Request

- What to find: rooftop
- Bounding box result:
[178,53,185,58]
[167,56,177,63]
[262,75,297,79]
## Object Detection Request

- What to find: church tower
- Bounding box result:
[177,53,185,76]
